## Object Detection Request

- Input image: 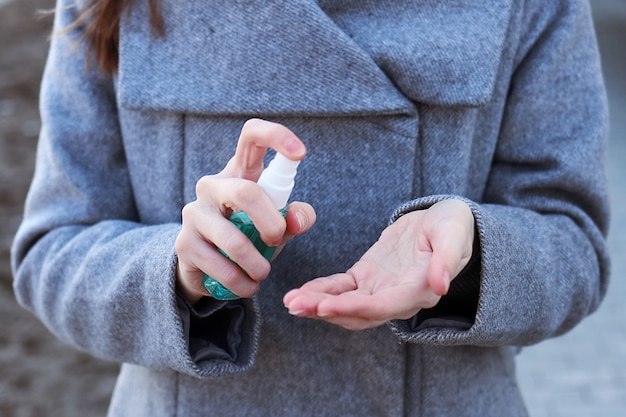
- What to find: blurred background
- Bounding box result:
[0,0,623,416]
[0,1,119,416]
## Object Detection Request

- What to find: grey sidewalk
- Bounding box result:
[516,1,626,416]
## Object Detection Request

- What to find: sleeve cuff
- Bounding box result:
[176,292,261,371]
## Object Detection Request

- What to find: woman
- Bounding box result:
[12,0,610,415]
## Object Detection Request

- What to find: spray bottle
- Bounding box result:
[202,152,301,300]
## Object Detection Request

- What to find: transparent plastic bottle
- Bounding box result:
[202,153,301,300]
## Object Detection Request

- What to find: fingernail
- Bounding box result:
[442,273,450,295]
[295,210,307,232]
[286,139,305,155]
[288,309,304,316]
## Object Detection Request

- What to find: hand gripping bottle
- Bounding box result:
[202,153,300,300]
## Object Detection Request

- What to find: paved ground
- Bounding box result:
[516,1,626,416]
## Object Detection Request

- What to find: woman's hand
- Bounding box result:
[283,199,475,330]
[175,119,316,304]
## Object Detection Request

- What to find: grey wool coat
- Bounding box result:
[12,0,610,416]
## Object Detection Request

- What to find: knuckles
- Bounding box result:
[194,175,266,214]
[194,175,215,198]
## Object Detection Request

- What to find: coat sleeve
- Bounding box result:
[10,0,260,377]
[389,0,610,347]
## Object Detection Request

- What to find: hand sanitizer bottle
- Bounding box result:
[203,153,301,300]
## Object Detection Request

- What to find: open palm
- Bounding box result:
[283,199,475,330]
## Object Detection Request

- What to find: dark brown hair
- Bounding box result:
[75,0,164,74]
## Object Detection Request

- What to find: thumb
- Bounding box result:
[426,248,454,296]
[426,232,472,296]
[423,199,475,296]
[271,202,316,260]
[285,202,317,238]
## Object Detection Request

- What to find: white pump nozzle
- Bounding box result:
[256,153,300,209]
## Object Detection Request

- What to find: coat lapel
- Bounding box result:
[118,0,513,115]
[320,0,514,107]
[118,0,415,116]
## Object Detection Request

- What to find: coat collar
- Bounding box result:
[118,0,513,116]
[320,0,515,107]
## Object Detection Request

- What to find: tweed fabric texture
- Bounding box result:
[12,0,609,416]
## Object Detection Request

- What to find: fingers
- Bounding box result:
[212,118,309,246]
[283,278,440,331]
[283,273,360,320]
[176,119,313,303]
[176,201,270,300]
[225,119,306,181]
[196,175,287,246]
[283,273,357,307]
[185,198,273,280]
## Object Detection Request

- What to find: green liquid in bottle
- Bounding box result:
[202,208,287,300]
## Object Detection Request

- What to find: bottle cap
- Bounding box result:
[257,152,300,209]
